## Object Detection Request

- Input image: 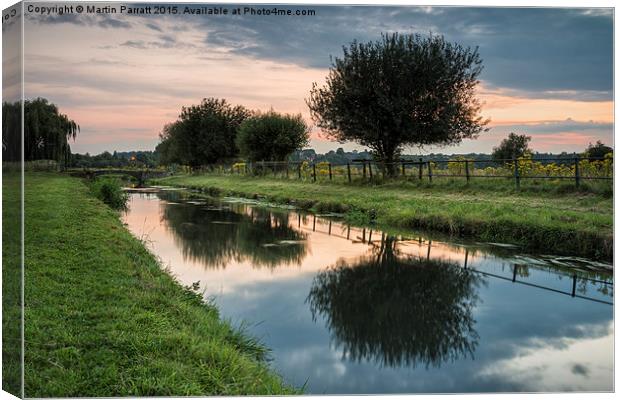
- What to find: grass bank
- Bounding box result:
[152,174,613,260]
[23,173,295,397]
[3,172,22,397]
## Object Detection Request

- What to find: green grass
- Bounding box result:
[152,174,613,260]
[3,171,23,397]
[23,173,296,397]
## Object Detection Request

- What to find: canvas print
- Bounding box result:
[1,2,614,397]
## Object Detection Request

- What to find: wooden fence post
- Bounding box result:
[427,161,432,183]
[401,162,405,177]
[363,162,367,180]
[328,163,332,180]
[298,163,302,179]
[286,162,289,179]
[514,159,520,189]
[574,157,580,188]
[312,163,317,182]
[418,158,423,180]
[347,163,351,183]
[465,160,470,183]
[368,161,373,180]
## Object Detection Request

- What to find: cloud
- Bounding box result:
[183,6,612,98]
[571,363,590,377]
[28,12,132,29]
[28,5,610,99]
[119,40,148,49]
[485,119,613,152]
[145,22,162,32]
[490,119,613,135]
[119,35,194,50]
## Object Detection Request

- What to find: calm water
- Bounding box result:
[122,189,614,394]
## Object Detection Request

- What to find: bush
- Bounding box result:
[90,177,129,210]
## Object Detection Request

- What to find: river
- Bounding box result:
[121,188,613,394]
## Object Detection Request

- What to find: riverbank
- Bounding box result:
[152,174,613,260]
[23,173,295,397]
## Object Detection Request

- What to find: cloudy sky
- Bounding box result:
[13,3,614,154]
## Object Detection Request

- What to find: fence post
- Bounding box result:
[286,162,289,179]
[368,161,373,180]
[347,163,351,183]
[328,163,332,181]
[362,162,367,180]
[465,160,470,183]
[514,159,520,189]
[401,162,405,177]
[427,161,432,183]
[298,163,302,179]
[418,158,423,180]
[312,163,317,182]
[574,157,580,188]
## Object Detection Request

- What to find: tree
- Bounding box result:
[2,101,21,162]
[156,98,250,167]
[24,98,79,165]
[584,140,613,160]
[492,132,531,162]
[307,32,489,176]
[236,110,310,162]
[2,98,79,165]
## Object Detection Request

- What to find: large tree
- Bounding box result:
[24,98,79,164]
[307,32,489,175]
[236,110,310,162]
[156,98,250,167]
[2,98,79,165]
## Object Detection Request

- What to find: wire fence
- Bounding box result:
[194,156,613,189]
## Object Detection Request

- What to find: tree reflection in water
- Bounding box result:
[307,235,483,369]
[159,193,307,269]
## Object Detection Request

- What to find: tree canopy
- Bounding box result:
[307,32,489,175]
[584,140,613,160]
[3,98,79,164]
[492,132,531,162]
[156,98,250,167]
[236,110,310,162]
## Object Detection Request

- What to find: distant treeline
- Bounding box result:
[70,148,588,169]
[290,148,584,167]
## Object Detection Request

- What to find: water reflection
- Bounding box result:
[308,235,483,368]
[122,190,614,393]
[158,192,307,269]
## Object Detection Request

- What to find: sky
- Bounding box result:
[6,3,615,155]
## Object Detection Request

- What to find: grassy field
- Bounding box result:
[152,174,613,260]
[3,172,22,397]
[23,173,295,397]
